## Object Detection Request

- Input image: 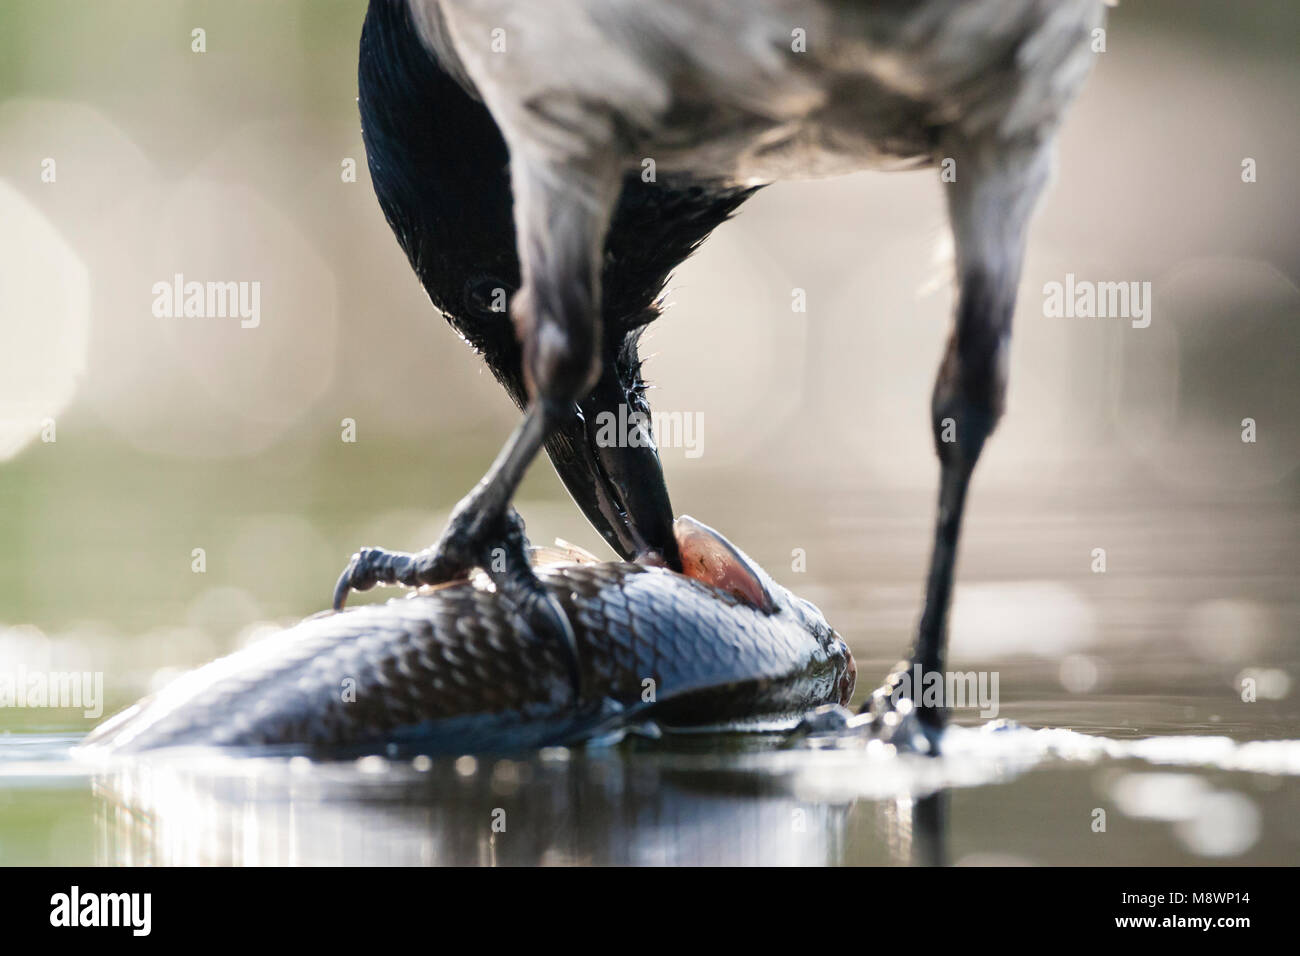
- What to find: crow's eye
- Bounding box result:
[465,276,513,317]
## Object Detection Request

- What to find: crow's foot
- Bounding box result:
[333,502,583,700]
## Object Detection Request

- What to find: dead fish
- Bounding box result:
[80,517,855,756]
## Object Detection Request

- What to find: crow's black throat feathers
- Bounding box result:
[358,0,518,363]
[359,0,758,406]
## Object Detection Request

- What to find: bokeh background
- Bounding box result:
[0,1,1296,864]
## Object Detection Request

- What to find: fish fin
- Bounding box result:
[550,538,604,564]
[527,540,602,567]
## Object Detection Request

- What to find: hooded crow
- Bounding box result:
[338,0,1105,737]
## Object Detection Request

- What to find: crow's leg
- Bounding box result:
[902,134,1053,745]
[334,155,621,696]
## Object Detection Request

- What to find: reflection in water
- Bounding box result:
[90,748,878,866]
[83,725,1300,866]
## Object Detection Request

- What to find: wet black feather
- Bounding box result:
[358,0,757,407]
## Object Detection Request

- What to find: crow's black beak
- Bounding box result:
[543,370,681,571]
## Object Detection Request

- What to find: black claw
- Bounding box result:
[331,508,583,700]
[530,587,583,702]
[332,564,356,612]
[849,661,949,755]
[477,513,585,703]
[332,547,417,611]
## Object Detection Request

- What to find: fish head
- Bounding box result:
[672,515,856,705]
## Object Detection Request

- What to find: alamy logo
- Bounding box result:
[151,273,261,328]
[0,666,103,718]
[1042,273,1151,328]
[887,665,1000,718]
[50,886,151,936]
[593,404,704,459]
